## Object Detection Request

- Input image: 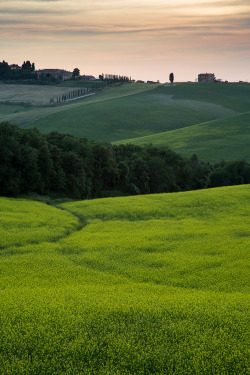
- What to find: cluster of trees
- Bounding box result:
[72,68,80,78]
[0,60,36,81]
[0,122,249,199]
[99,74,131,83]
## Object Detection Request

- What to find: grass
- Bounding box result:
[25,83,236,142]
[0,84,84,106]
[1,82,250,162]
[0,197,79,251]
[115,111,250,163]
[156,82,250,112]
[0,83,156,127]
[0,103,33,116]
[58,79,105,88]
[0,185,249,374]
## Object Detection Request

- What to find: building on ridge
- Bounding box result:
[80,75,96,81]
[198,73,215,83]
[36,69,72,81]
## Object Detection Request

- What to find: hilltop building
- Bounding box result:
[80,75,96,80]
[198,73,215,83]
[36,69,72,81]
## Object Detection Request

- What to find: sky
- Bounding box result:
[1,0,250,82]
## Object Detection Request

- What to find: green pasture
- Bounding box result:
[0,103,32,116]
[115,111,250,163]
[158,82,250,112]
[0,83,156,127]
[0,185,249,374]
[1,82,250,162]
[26,83,237,142]
[58,79,105,88]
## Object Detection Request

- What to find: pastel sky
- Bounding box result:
[1,0,250,82]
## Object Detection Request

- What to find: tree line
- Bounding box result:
[50,88,96,104]
[0,60,36,81]
[99,74,131,83]
[0,122,249,199]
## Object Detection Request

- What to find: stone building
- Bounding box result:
[36,69,72,81]
[80,75,96,80]
[198,73,215,83]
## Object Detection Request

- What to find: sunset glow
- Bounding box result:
[1,0,250,82]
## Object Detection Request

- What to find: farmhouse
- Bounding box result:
[36,69,72,81]
[80,75,96,80]
[198,73,215,83]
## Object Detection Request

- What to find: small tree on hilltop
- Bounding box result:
[169,72,174,84]
[73,68,80,78]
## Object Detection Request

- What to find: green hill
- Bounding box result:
[0,185,249,374]
[115,111,250,163]
[26,83,238,142]
[0,83,157,126]
[1,82,249,162]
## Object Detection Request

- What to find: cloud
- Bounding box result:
[0,8,63,14]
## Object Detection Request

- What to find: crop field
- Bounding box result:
[0,197,80,250]
[0,185,249,374]
[0,84,83,106]
[0,83,156,127]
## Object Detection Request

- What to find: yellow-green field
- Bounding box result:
[0,185,249,374]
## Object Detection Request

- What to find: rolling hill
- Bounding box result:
[116,111,250,163]
[27,82,250,162]
[0,185,249,374]
[1,82,249,162]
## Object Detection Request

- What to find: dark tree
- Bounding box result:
[0,61,10,79]
[22,61,32,71]
[169,72,174,84]
[72,68,80,78]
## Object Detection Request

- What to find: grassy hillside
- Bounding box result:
[26,83,237,141]
[58,79,105,88]
[0,197,79,250]
[0,185,249,374]
[0,83,156,126]
[1,82,249,162]
[155,82,250,112]
[0,83,84,105]
[115,111,250,163]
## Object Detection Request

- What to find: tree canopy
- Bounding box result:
[0,60,36,80]
[72,68,80,78]
[1,122,249,199]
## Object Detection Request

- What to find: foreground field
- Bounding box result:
[0,185,249,374]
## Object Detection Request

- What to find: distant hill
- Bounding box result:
[1,82,249,162]
[115,111,250,163]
